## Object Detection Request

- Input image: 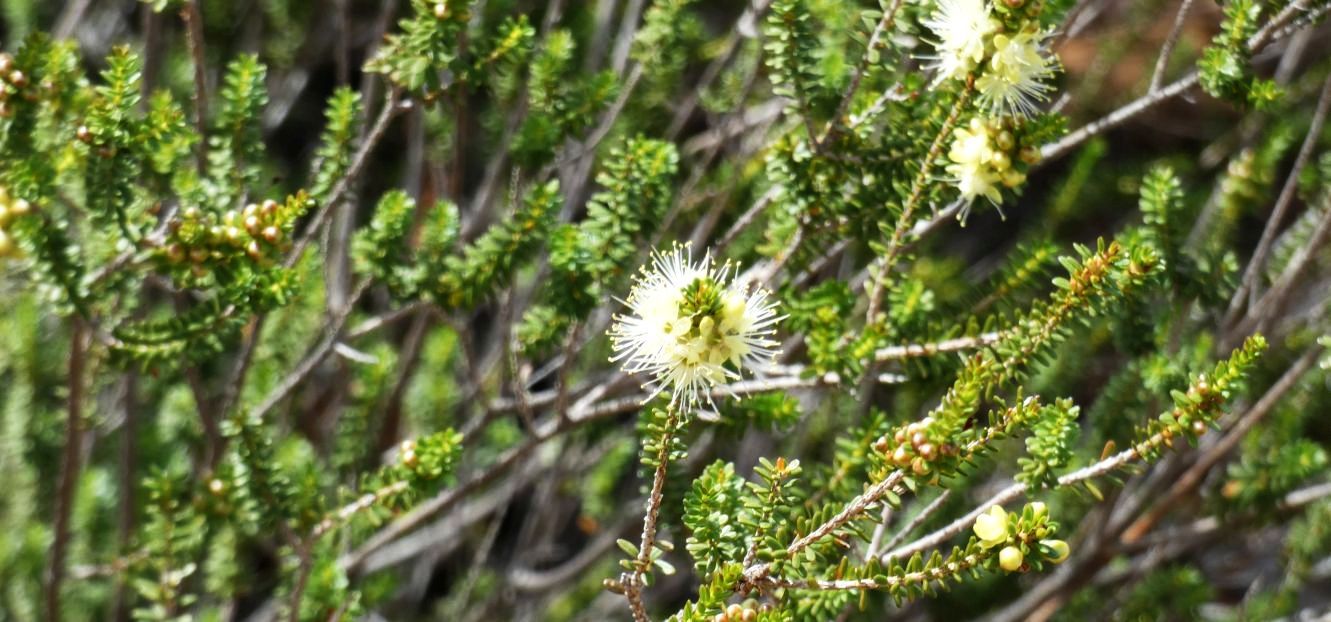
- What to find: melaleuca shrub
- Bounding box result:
[2,1,1331,621]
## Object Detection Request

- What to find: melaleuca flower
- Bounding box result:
[946,118,1028,221]
[946,118,1004,217]
[976,30,1057,117]
[609,244,781,414]
[922,0,998,83]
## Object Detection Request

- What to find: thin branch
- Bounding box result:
[343,371,834,573]
[1040,71,1200,163]
[1119,346,1321,544]
[1242,198,1331,341]
[510,515,636,592]
[52,0,94,39]
[1046,1,1328,163]
[251,279,372,421]
[311,481,411,540]
[286,90,403,268]
[864,81,975,324]
[818,0,906,145]
[182,0,209,174]
[346,300,436,339]
[885,432,1167,562]
[880,490,953,555]
[875,332,1002,362]
[1147,0,1195,93]
[1224,73,1331,327]
[46,319,89,622]
[621,406,679,621]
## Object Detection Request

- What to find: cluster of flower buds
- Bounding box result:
[162,199,289,276]
[1159,377,1215,448]
[873,417,959,476]
[399,439,418,468]
[946,117,1040,212]
[0,186,33,259]
[712,602,763,622]
[972,502,1069,573]
[0,52,25,119]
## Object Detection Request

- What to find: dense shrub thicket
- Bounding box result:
[1,0,1330,620]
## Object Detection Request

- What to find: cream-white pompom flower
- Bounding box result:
[609,244,782,413]
[922,0,998,84]
[976,30,1057,117]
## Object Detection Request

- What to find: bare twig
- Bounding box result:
[880,490,953,555]
[182,0,209,174]
[875,332,1002,362]
[1040,71,1200,162]
[1225,73,1331,328]
[1248,197,1331,338]
[1147,0,1195,93]
[250,279,372,421]
[46,319,89,622]
[819,0,907,145]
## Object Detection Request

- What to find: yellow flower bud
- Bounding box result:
[973,505,1008,546]
[1043,539,1069,563]
[1001,169,1026,188]
[999,545,1024,572]
[698,315,715,337]
[1029,501,1047,520]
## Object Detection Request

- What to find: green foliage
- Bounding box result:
[519,137,678,351]
[1117,566,1214,622]
[1197,0,1278,107]
[683,461,748,578]
[740,457,806,575]
[132,472,207,621]
[925,239,1160,444]
[783,280,861,376]
[431,180,559,309]
[511,29,617,168]
[355,190,431,297]
[765,0,825,119]
[366,0,471,92]
[84,46,144,239]
[1138,165,1190,286]
[1221,439,1327,516]
[309,88,362,204]
[209,54,269,197]
[1018,398,1080,488]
